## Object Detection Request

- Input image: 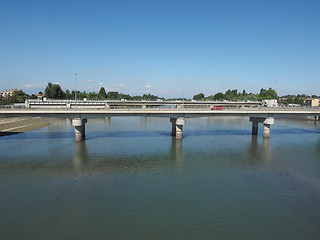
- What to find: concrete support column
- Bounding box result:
[25,100,30,109]
[263,117,274,138]
[176,124,183,139]
[249,117,260,136]
[170,118,177,136]
[72,118,87,141]
[170,117,186,139]
[263,124,270,138]
[249,117,274,137]
[252,121,258,135]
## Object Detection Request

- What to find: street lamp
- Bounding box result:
[75,73,77,101]
[182,75,185,109]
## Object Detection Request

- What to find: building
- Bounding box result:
[304,98,320,107]
[36,93,45,99]
[0,89,17,98]
[262,99,278,107]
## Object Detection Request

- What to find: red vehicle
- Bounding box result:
[211,105,223,110]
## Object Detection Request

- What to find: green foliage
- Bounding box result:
[107,91,120,100]
[213,92,225,100]
[190,88,278,102]
[30,94,37,99]
[2,90,30,104]
[45,83,66,99]
[141,94,160,101]
[257,88,278,100]
[193,93,205,101]
[11,90,30,103]
[0,95,5,105]
[98,87,107,99]
[65,89,73,99]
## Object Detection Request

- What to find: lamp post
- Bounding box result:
[274,78,276,100]
[182,75,185,109]
[75,73,77,101]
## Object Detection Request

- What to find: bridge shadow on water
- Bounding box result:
[0,127,319,140]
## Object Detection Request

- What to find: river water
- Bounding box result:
[1,117,320,239]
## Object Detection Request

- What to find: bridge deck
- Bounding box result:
[1,108,320,118]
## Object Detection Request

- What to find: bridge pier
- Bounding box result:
[170,118,176,136]
[249,117,274,138]
[170,117,186,139]
[72,118,87,141]
[263,124,271,138]
[252,121,258,135]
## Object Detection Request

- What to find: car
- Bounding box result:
[211,105,223,110]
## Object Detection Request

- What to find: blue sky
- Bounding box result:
[1,0,319,97]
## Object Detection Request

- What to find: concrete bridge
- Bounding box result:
[24,99,262,109]
[1,105,320,141]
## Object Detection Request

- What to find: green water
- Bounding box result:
[1,117,320,239]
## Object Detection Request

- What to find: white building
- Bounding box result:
[0,89,17,98]
[262,99,278,107]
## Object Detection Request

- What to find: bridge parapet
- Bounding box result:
[24,99,263,110]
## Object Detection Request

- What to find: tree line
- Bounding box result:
[43,83,164,101]
[0,90,38,105]
[193,88,278,102]
[1,83,319,105]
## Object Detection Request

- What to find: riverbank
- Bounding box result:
[0,117,50,136]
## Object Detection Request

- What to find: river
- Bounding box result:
[1,117,320,239]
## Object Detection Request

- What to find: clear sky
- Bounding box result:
[1,0,319,98]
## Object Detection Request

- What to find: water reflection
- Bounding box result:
[104,117,110,125]
[141,116,147,128]
[66,118,71,126]
[262,137,271,162]
[170,138,183,166]
[248,135,258,158]
[206,116,214,123]
[73,141,89,170]
[248,135,271,164]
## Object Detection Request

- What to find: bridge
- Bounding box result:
[1,100,320,141]
[24,99,263,109]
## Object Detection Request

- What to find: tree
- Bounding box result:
[213,92,225,100]
[0,95,5,105]
[257,88,278,100]
[193,93,205,101]
[44,83,65,99]
[142,94,158,101]
[30,94,37,99]
[107,91,120,100]
[99,87,107,99]
[8,90,29,103]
